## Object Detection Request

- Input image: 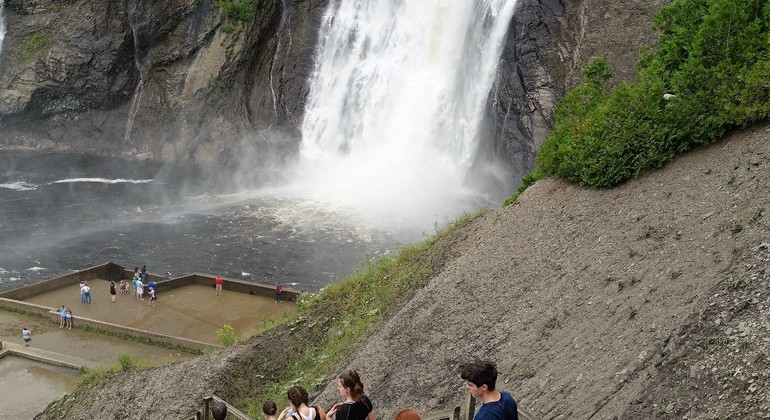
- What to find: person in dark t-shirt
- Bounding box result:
[461,361,518,420]
[327,370,375,420]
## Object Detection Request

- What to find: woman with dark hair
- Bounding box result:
[327,370,375,420]
[278,386,326,420]
[263,400,278,420]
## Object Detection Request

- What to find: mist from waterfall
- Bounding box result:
[0,1,6,56]
[292,0,518,231]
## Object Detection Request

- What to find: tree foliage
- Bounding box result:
[534,0,770,188]
[215,0,260,22]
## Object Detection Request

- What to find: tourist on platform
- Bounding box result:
[83,281,92,303]
[120,279,129,294]
[22,327,31,347]
[394,409,420,420]
[136,279,145,300]
[147,287,156,307]
[264,400,278,420]
[461,361,519,420]
[65,307,73,329]
[279,386,325,420]
[164,271,172,281]
[211,401,228,420]
[275,282,283,303]
[110,281,117,302]
[148,279,157,295]
[141,265,148,283]
[59,305,66,328]
[80,281,87,302]
[132,274,139,293]
[327,370,375,420]
[215,275,223,296]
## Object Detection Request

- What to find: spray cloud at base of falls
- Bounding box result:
[290,0,518,231]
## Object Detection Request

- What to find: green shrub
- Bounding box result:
[218,324,236,347]
[117,352,134,371]
[536,0,770,188]
[214,0,260,22]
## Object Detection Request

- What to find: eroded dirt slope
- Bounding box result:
[312,124,770,419]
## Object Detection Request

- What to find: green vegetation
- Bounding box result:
[668,266,683,279]
[218,324,237,347]
[214,0,260,22]
[20,32,52,62]
[628,307,638,319]
[502,171,542,206]
[506,0,770,202]
[749,204,765,223]
[117,352,135,370]
[518,362,536,379]
[218,211,484,418]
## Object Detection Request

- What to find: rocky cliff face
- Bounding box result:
[0,0,668,182]
[0,0,326,167]
[485,0,671,186]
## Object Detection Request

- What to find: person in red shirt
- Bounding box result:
[275,282,283,302]
[215,275,223,296]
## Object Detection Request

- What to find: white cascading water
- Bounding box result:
[292,0,518,231]
[0,0,6,57]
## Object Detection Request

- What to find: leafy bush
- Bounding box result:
[214,0,260,22]
[536,0,770,187]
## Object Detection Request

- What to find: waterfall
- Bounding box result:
[124,20,145,145]
[294,0,518,230]
[0,1,6,57]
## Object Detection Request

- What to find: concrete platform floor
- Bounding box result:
[0,309,193,419]
[0,356,79,420]
[0,310,191,365]
[24,279,294,344]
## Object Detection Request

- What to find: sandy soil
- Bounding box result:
[33,123,770,419]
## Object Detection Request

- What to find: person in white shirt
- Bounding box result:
[136,280,145,300]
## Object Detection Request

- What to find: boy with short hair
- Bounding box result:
[461,361,519,420]
[211,401,228,420]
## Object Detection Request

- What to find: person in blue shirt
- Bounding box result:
[461,361,519,420]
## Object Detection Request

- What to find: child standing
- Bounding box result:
[110,281,117,302]
[22,327,31,346]
[147,288,156,307]
[65,308,73,329]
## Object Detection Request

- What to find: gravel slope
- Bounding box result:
[312,123,770,419]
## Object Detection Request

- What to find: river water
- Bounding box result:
[0,151,403,292]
